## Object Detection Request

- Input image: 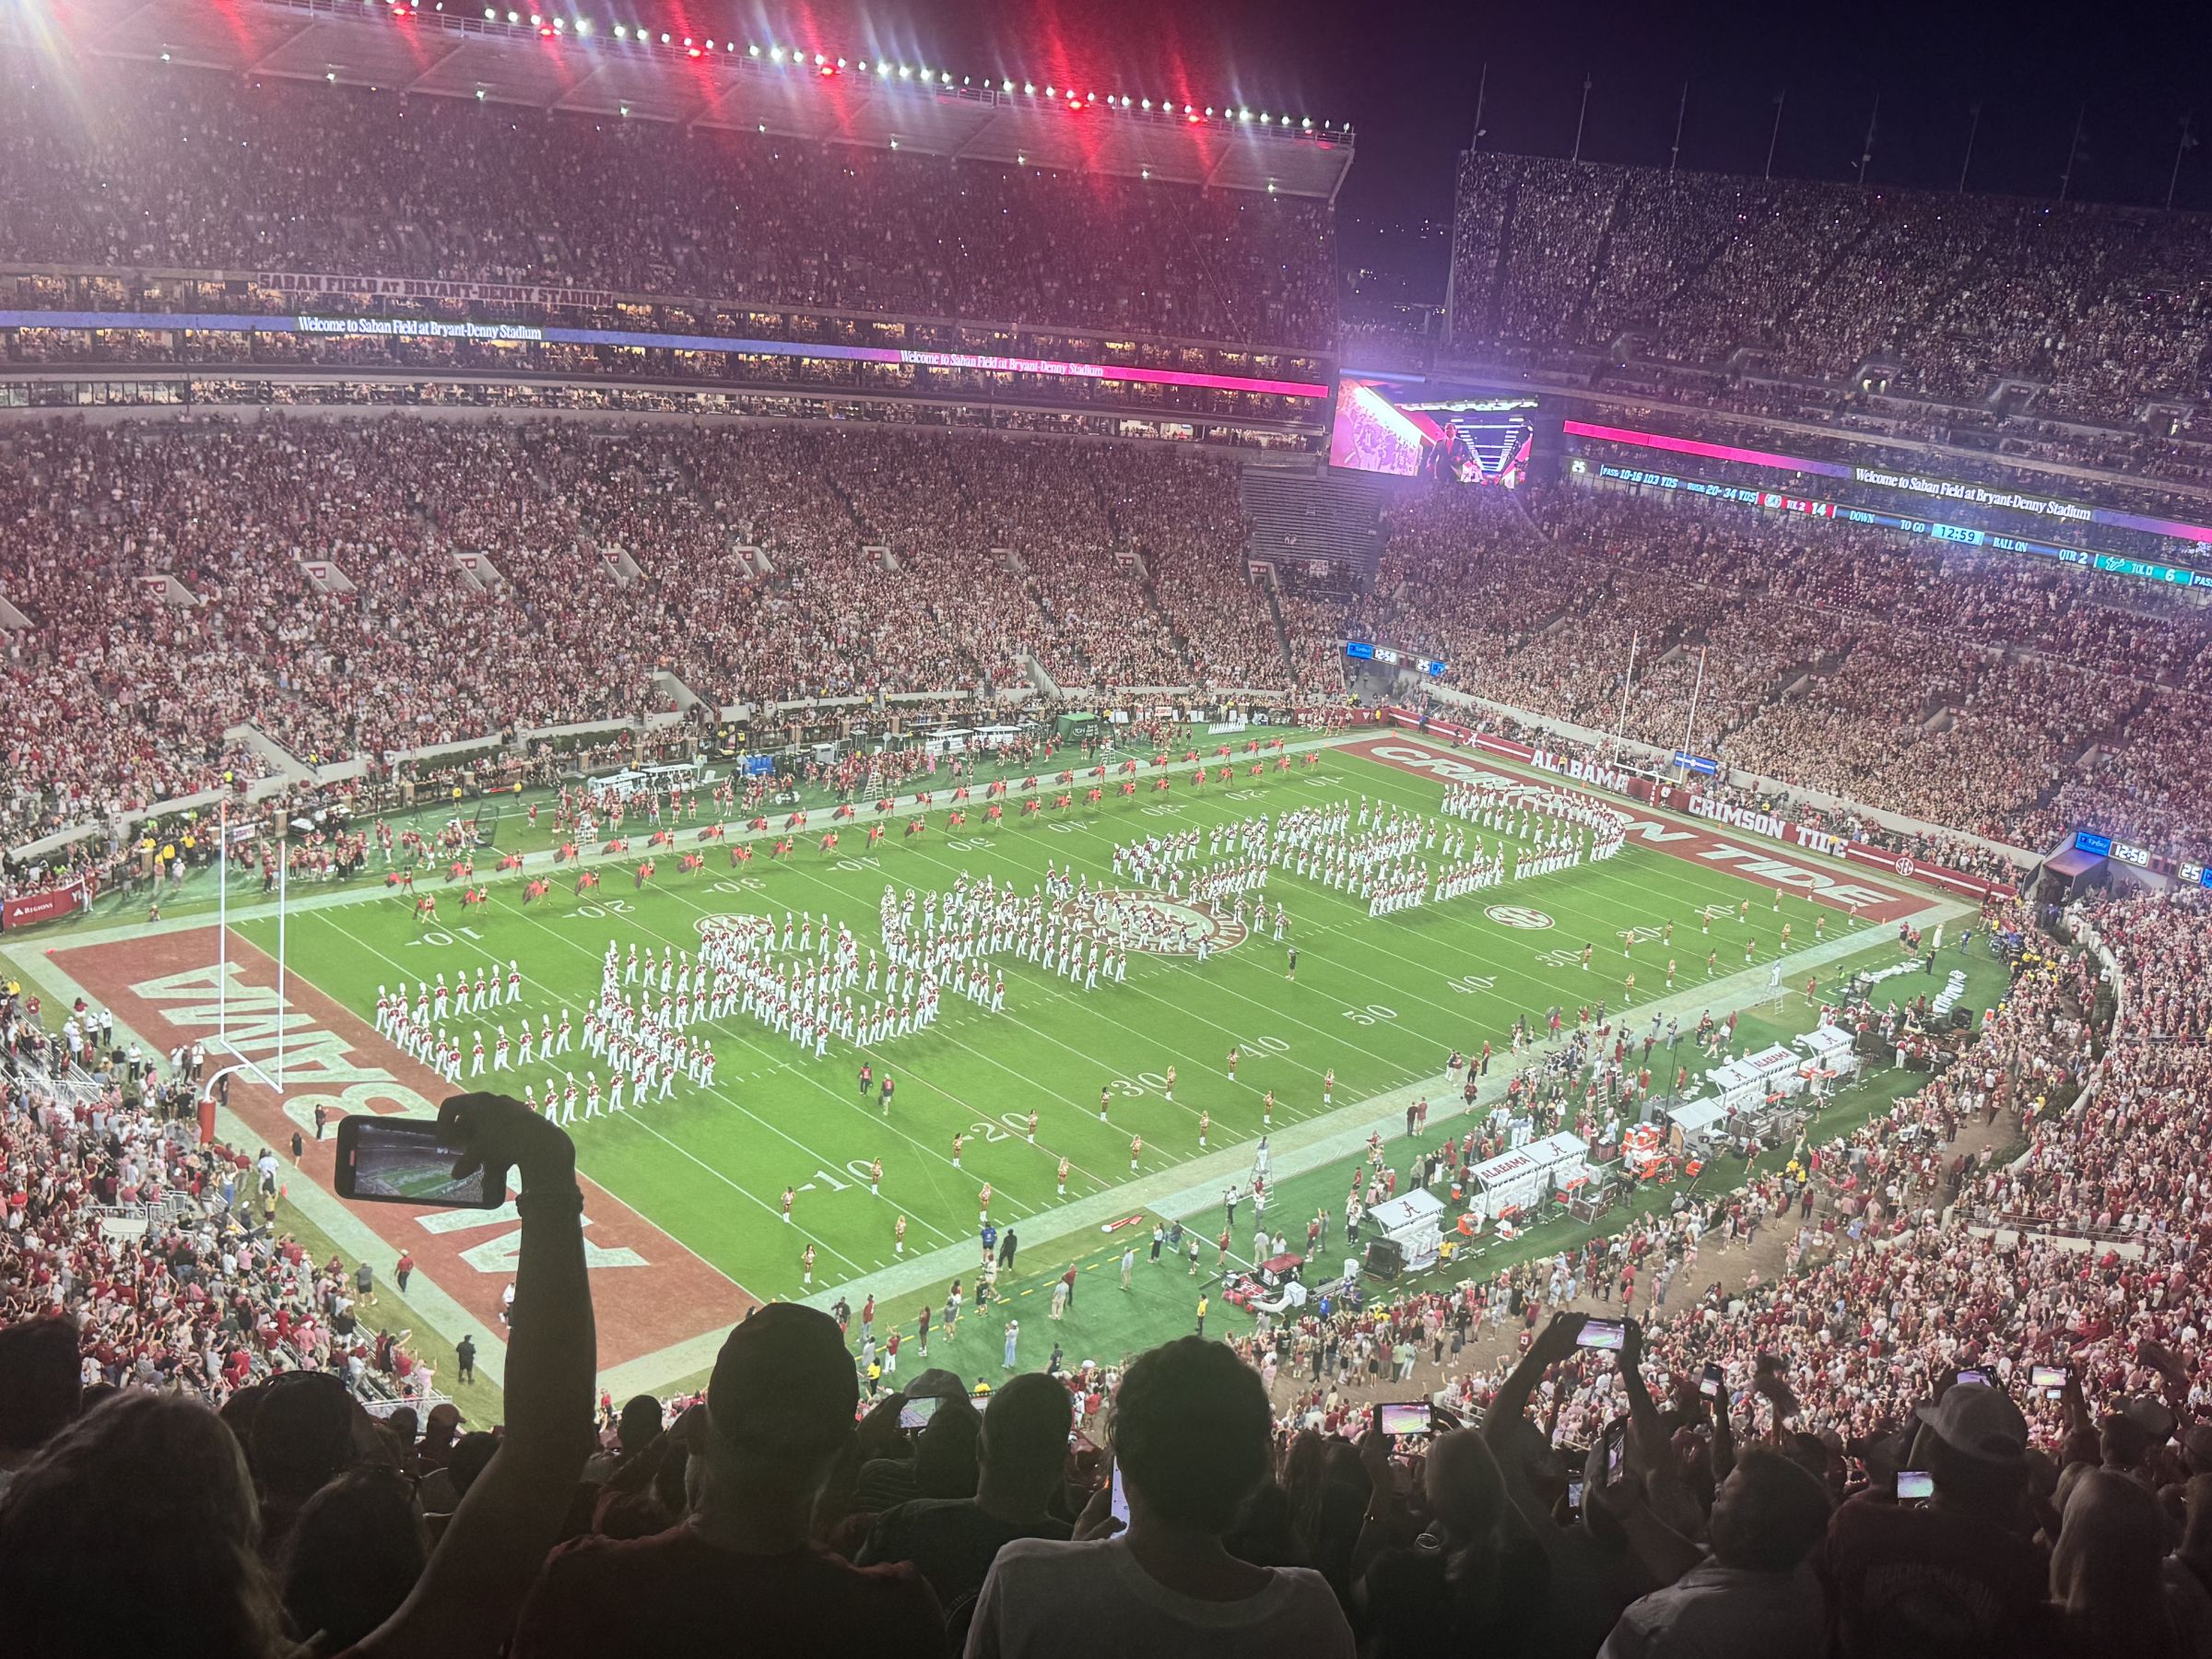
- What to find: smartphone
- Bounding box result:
[1375,1401,1432,1437]
[1109,1461,1130,1527]
[1565,1473,1585,1513]
[899,1395,942,1430]
[1897,1470,1934,1501]
[2030,1364,2067,1398]
[334,1115,505,1207]
[1576,1319,1627,1352]
[1956,1368,1991,1387]
[1606,1428,1625,1481]
[1700,1362,1724,1399]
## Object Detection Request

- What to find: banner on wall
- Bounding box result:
[1,875,93,932]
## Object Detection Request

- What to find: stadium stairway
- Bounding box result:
[1239,465,1388,579]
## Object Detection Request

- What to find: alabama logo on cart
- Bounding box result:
[1485,905,1555,930]
[1054,888,1250,956]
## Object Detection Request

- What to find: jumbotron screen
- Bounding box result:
[1328,375,1536,486]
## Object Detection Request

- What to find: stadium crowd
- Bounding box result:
[16,406,2212,874]
[1358,483,2212,865]
[0,416,1296,846]
[0,59,1336,352]
[1451,152,2212,429]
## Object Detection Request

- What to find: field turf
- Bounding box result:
[221,740,1967,1388]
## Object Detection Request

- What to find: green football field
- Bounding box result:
[229,742,1978,1382]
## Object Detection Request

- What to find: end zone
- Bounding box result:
[53,924,758,1371]
[1341,735,1927,924]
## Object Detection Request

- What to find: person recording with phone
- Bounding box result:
[1815,1380,2048,1659]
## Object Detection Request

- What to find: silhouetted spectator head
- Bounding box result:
[1711,1445,1832,1572]
[281,1465,429,1650]
[0,1315,82,1462]
[1112,1335,1271,1533]
[0,1391,285,1659]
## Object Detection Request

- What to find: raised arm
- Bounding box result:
[357,1093,596,1659]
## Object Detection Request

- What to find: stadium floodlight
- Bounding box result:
[574,18,586,34]
[475,87,487,99]
[769,44,782,60]
[1044,84,1054,96]
[1001,78,1012,92]
[747,42,759,55]
[1141,98,1151,110]
[877,62,890,76]
[613,23,624,35]
[898,65,911,78]
[1022,82,1034,95]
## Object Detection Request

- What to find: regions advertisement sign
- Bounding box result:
[1,876,93,932]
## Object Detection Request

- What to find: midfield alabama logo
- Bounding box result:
[1053,888,1250,957]
[1486,905,1556,929]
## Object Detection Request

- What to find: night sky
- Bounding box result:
[641,0,2212,293]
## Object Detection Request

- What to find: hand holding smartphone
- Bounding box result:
[1575,1318,1627,1352]
[335,1114,509,1206]
[334,1094,572,1209]
[1897,1470,1934,1500]
[1374,1401,1433,1439]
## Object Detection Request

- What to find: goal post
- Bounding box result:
[209,794,295,1092]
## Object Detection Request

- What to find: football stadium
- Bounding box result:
[1,0,2209,1653]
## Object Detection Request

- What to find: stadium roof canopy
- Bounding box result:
[27,0,1356,200]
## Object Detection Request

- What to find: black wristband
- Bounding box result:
[516,1182,585,1218]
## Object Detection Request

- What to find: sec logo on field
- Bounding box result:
[1485,906,1555,930]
